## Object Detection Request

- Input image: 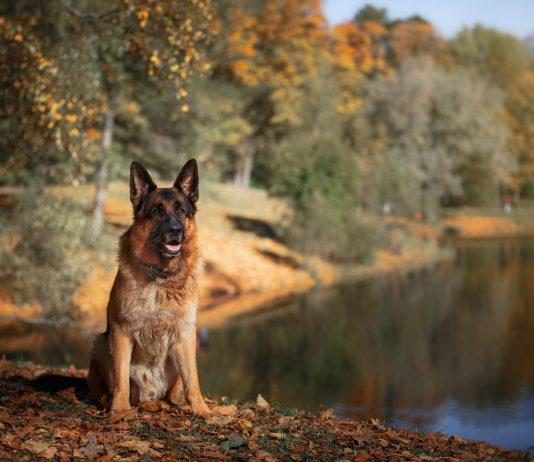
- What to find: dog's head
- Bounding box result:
[129,159,199,259]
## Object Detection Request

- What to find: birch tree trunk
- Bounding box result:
[233,145,256,188]
[91,103,114,238]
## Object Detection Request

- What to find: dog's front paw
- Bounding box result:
[110,397,131,414]
[190,400,211,417]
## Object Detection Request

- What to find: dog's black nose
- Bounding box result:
[167,223,183,239]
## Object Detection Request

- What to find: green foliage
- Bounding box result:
[358,58,514,214]
[0,187,92,319]
[267,71,384,262]
[449,25,531,89]
[353,4,389,25]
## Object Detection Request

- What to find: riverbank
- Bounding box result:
[443,204,534,238]
[0,360,529,461]
[0,181,451,329]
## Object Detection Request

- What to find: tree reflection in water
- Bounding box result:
[197,238,534,449]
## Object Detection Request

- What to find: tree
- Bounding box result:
[267,69,383,262]
[360,58,513,215]
[216,0,330,187]
[449,25,531,89]
[330,20,389,128]
[1,1,214,235]
[449,25,532,195]
[353,4,389,26]
[389,20,445,64]
[505,71,534,194]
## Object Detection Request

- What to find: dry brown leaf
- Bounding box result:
[213,403,237,415]
[108,408,137,423]
[254,449,277,462]
[206,414,234,426]
[77,434,100,458]
[139,400,159,412]
[256,394,270,409]
[278,415,294,427]
[21,440,57,459]
[57,387,78,404]
[119,439,151,454]
[320,408,334,419]
[269,432,286,440]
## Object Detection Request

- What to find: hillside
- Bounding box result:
[0,181,450,328]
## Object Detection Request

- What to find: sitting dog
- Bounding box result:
[87,159,210,415]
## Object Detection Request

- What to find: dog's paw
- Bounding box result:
[110,398,131,414]
[190,400,211,417]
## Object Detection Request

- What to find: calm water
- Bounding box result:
[1,238,533,450]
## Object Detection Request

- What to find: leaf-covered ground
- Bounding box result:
[0,361,530,461]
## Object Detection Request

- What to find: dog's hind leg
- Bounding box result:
[88,334,112,407]
[87,357,108,406]
[166,374,184,404]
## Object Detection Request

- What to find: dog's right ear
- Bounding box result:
[130,161,156,210]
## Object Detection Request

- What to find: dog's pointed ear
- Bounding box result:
[174,159,199,203]
[130,161,156,209]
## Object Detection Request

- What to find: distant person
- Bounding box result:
[502,195,513,214]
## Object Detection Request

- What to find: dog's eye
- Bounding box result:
[175,203,186,215]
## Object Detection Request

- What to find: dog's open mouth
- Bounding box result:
[165,240,181,255]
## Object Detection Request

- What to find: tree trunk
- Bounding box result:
[92,104,114,238]
[233,145,255,188]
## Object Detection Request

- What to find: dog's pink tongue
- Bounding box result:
[166,243,181,253]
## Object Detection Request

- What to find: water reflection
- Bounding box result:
[0,238,533,449]
[197,238,534,450]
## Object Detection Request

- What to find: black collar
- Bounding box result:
[136,258,169,281]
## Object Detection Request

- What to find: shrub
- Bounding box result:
[0,187,92,320]
[285,191,385,263]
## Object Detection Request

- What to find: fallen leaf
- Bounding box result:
[119,439,151,454]
[139,400,159,412]
[57,387,78,404]
[206,414,233,426]
[369,418,382,429]
[256,394,269,409]
[108,408,137,423]
[77,434,100,458]
[320,408,334,419]
[213,404,237,415]
[21,440,57,459]
[278,415,294,427]
[255,449,276,461]
[227,435,244,448]
[269,432,286,440]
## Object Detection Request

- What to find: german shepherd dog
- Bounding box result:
[87,159,210,416]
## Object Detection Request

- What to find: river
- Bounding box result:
[1,238,533,450]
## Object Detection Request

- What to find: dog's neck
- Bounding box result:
[120,228,199,285]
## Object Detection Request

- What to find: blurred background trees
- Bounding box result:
[1,0,533,313]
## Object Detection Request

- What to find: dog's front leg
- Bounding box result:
[173,328,210,416]
[109,324,133,413]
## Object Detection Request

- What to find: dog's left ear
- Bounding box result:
[174,159,199,203]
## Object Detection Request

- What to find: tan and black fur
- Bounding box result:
[87,159,210,415]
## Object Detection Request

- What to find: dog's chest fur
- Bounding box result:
[119,268,198,363]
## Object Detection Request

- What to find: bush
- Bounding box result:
[0,187,92,320]
[285,191,385,263]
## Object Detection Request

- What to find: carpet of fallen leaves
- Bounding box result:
[0,361,530,461]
